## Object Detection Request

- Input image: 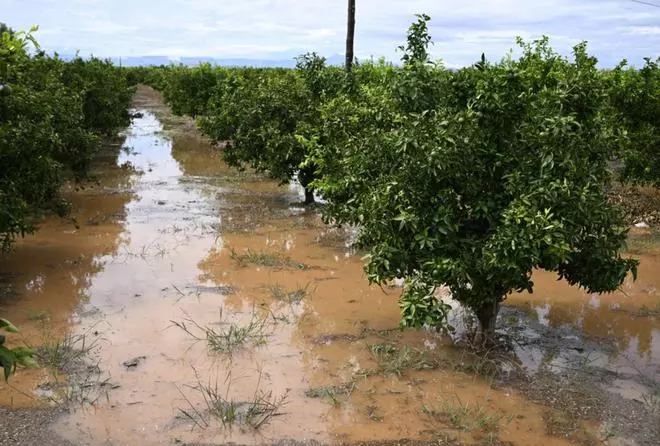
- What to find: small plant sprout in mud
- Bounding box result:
[368,339,519,386]
[422,394,511,439]
[229,247,311,270]
[631,300,660,317]
[27,310,51,322]
[304,382,357,407]
[644,387,660,416]
[171,307,271,357]
[452,337,523,382]
[258,303,294,325]
[31,323,112,407]
[630,358,660,416]
[266,282,313,305]
[599,422,618,442]
[35,330,98,375]
[369,343,447,377]
[178,368,289,431]
[366,405,384,422]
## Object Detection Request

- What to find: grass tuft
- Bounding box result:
[451,337,523,382]
[422,395,509,436]
[28,310,51,322]
[229,248,311,270]
[178,368,289,431]
[171,308,270,356]
[369,343,446,377]
[304,382,356,407]
[266,283,312,304]
[35,331,98,375]
[631,302,660,318]
[31,323,112,408]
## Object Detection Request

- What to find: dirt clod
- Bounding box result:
[122,355,147,369]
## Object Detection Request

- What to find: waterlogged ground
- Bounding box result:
[0,86,658,446]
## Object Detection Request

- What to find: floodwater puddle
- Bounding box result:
[1,86,658,446]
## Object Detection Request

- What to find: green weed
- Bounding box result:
[369,343,446,377]
[35,330,98,374]
[31,323,112,408]
[266,283,312,304]
[304,382,356,407]
[172,308,270,357]
[28,310,51,322]
[423,395,507,435]
[178,368,288,431]
[229,248,310,270]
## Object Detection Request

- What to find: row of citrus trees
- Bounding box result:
[1,26,133,378]
[0,26,134,253]
[132,15,658,338]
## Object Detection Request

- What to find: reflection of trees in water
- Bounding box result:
[194,206,312,309]
[536,299,657,360]
[0,137,136,326]
[170,133,227,177]
[512,262,659,361]
[509,315,660,446]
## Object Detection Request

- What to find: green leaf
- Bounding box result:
[0,319,19,333]
[0,348,16,381]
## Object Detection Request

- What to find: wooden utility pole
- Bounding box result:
[345,0,356,72]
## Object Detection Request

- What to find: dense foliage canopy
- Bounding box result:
[0,25,133,252]
[116,17,660,334]
[605,57,660,186]
[307,17,641,334]
[132,57,347,202]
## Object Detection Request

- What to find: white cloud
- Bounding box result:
[2,0,659,66]
[149,43,294,58]
[624,25,660,35]
[453,30,536,45]
[79,19,140,34]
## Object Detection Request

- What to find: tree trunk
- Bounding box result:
[304,187,315,205]
[475,300,501,338]
[345,0,356,73]
[298,165,316,205]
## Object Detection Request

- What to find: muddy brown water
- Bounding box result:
[0,86,658,446]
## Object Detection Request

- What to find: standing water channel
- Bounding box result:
[0,86,659,446]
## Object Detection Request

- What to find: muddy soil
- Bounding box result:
[0,86,658,446]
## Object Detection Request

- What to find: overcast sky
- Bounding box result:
[2,0,659,67]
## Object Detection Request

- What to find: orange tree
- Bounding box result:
[306,16,638,337]
[160,63,223,118]
[197,56,344,204]
[62,56,133,136]
[0,26,132,251]
[605,57,660,186]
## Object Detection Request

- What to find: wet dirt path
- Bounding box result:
[0,86,658,446]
